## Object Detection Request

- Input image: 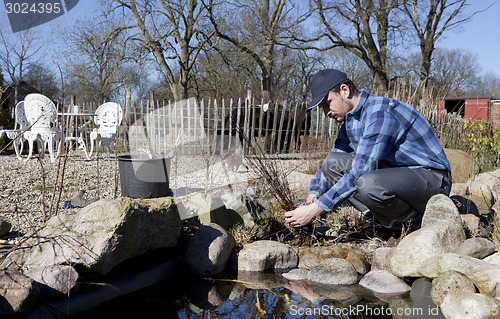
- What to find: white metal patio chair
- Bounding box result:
[0,101,29,160]
[23,93,62,163]
[89,102,123,158]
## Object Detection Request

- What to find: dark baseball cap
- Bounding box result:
[306,69,348,112]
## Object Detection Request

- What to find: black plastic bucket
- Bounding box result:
[118,155,172,198]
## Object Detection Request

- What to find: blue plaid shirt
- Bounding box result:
[309,90,451,212]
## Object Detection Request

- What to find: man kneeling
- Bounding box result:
[285,69,451,231]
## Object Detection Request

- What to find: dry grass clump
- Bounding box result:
[229,201,293,247]
[230,224,254,247]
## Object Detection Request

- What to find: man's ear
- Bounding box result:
[340,83,351,98]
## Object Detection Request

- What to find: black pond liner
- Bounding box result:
[118,155,173,198]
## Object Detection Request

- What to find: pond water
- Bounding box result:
[27,243,443,318]
[71,269,430,319]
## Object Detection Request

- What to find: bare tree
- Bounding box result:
[207,0,313,102]
[430,47,481,97]
[193,40,321,103]
[114,0,216,101]
[61,17,142,104]
[0,75,12,150]
[193,42,260,100]
[0,28,44,109]
[273,49,320,103]
[480,71,500,98]
[314,0,402,93]
[402,0,494,88]
[24,63,60,102]
[323,48,374,90]
[0,72,12,130]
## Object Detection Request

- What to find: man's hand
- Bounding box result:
[284,202,324,228]
[301,193,318,206]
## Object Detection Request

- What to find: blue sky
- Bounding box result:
[437,0,500,77]
[66,0,500,78]
[2,1,499,79]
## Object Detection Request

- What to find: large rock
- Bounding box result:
[184,223,236,275]
[465,193,494,216]
[469,183,495,208]
[471,269,500,298]
[229,240,298,272]
[450,183,468,197]
[485,252,500,266]
[0,269,40,315]
[391,194,466,277]
[359,270,410,295]
[345,247,370,275]
[0,197,182,274]
[297,245,348,269]
[420,253,500,279]
[391,223,465,277]
[25,265,79,296]
[297,245,367,275]
[439,253,500,277]
[461,214,482,237]
[444,148,473,183]
[371,247,395,272]
[430,271,476,306]
[306,257,358,285]
[440,293,500,319]
[473,169,500,196]
[421,194,465,233]
[453,237,495,259]
[418,255,444,279]
[281,268,309,281]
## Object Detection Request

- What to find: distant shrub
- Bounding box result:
[0,82,12,151]
[461,119,500,174]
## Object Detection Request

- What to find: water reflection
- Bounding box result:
[75,269,416,318]
[176,273,391,319]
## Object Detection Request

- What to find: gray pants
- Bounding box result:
[322,153,452,229]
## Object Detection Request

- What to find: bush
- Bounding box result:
[0,84,12,151]
[461,119,500,174]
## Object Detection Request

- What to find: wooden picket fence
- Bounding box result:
[68,96,459,159]
[120,97,341,158]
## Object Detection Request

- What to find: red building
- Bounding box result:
[439,96,500,130]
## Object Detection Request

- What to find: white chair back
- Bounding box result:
[0,101,29,160]
[22,94,61,162]
[94,102,123,134]
[24,93,57,132]
[15,101,29,131]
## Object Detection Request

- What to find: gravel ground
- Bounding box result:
[0,151,122,237]
[0,149,304,238]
